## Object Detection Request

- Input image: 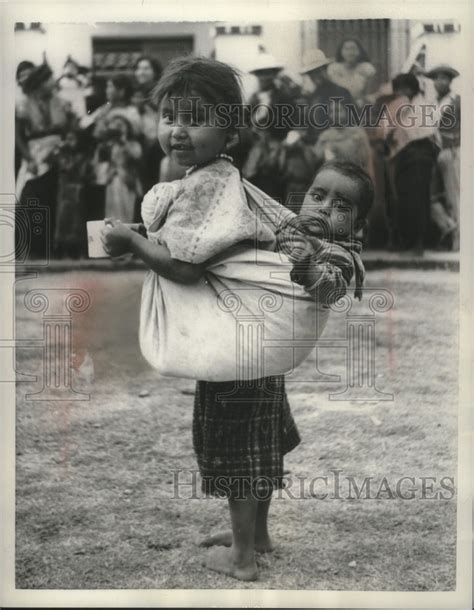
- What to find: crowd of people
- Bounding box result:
[15,37,461,259]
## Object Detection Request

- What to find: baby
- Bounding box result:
[276,160,374,304]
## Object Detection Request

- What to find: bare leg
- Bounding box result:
[205,490,258,581]
[254,496,274,552]
[200,495,274,553]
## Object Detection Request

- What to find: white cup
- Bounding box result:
[87,220,111,258]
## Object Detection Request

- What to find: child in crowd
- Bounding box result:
[54,129,93,258]
[312,104,373,178]
[94,112,143,223]
[99,57,370,582]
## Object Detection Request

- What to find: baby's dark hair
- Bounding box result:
[318,160,374,220]
[151,56,243,129]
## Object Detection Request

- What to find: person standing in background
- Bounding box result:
[80,73,141,137]
[327,38,376,109]
[242,52,296,202]
[80,74,142,222]
[15,62,78,258]
[382,73,439,255]
[15,61,35,177]
[94,111,143,223]
[312,102,372,171]
[53,129,93,259]
[299,49,355,146]
[425,64,461,251]
[132,55,172,190]
[57,56,87,118]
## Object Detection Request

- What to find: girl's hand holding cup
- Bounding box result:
[100,218,134,258]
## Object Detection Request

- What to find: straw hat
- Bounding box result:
[425,64,460,80]
[300,49,332,75]
[249,52,283,74]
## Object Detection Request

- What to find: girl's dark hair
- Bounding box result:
[318,160,374,220]
[391,73,420,97]
[134,54,163,81]
[335,38,371,64]
[109,74,134,103]
[151,56,243,129]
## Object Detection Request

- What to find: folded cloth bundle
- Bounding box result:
[139,158,357,382]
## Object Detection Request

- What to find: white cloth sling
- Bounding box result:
[139,159,330,381]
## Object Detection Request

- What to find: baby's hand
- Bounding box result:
[100,218,134,257]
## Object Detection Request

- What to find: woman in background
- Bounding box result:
[133,55,169,191]
[16,62,77,258]
[93,111,143,223]
[80,74,141,140]
[56,56,87,118]
[327,38,376,108]
[80,74,142,221]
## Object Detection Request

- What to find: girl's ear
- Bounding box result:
[354,217,367,234]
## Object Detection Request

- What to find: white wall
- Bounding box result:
[214,21,303,100]
[14,22,215,78]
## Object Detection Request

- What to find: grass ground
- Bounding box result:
[15,268,458,590]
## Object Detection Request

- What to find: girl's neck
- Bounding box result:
[185,153,234,176]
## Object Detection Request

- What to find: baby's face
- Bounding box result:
[157,94,228,168]
[300,168,361,240]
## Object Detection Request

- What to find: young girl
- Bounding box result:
[101,58,369,582]
[100,57,301,582]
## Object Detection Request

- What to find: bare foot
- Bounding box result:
[205,546,258,582]
[199,530,274,553]
[199,530,233,548]
[255,535,274,554]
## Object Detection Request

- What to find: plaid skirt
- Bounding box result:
[192,375,301,498]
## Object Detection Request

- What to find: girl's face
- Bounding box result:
[135,59,155,85]
[341,40,361,65]
[300,168,363,239]
[157,94,229,168]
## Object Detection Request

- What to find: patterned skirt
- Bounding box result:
[192,375,301,498]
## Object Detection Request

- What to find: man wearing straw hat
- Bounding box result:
[300,49,355,145]
[425,64,461,250]
[242,51,298,200]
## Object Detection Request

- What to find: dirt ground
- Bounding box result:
[15,268,458,590]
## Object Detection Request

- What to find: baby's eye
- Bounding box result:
[161,111,173,122]
[311,191,322,202]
